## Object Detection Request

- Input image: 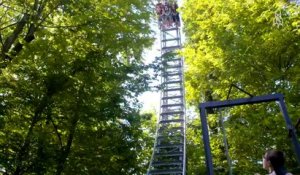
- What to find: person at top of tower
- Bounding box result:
[155,1,164,15]
[171,1,180,27]
[263,149,293,175]
[155,1,164,27]
[161,0,172,28]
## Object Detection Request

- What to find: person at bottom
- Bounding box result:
[263,149,293,175]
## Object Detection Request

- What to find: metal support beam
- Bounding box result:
[277,98,300,163]
[199,93,300,175]
[200,93,283,109]
[199,107,214,175]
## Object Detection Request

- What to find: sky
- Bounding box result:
[138,25,161,113]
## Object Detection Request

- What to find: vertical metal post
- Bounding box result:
[218,109,232,175]
[200,106,214,175]
[277,97,300,164]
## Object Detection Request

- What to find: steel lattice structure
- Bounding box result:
[147,2,186,174]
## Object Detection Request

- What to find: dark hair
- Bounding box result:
[266,150,288,175]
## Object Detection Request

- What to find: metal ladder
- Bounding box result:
[147,25,186,175]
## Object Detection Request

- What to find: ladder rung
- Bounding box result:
[156,143,183,148]
[163,88,182,92]
[156,143,184,149]
[164,78,181,82]
[162,58,181,62]
[159,119,184,123]
[162,75,182,78]
[164,78,181,81]
[161,111,184,115]
[152,161,182,166]
[161,27,180,32]
[162,45,181,50]
[163,72,182,76]
[154,152,183,157]
[157,135,184,141]
[163,80,182,84]
[161,38,180,42]
[161,103,184,107]
[164,65,182,69]
[162,95,183,100]
[164,65,181,69]
[163,79,181,83]
[158,127,184,132]
[148,169,183,175]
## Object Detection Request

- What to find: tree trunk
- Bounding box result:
[13,96,50,175]
[55,115,79,175]
[55,87,83,175]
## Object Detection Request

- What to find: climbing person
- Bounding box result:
[263,149,293,175]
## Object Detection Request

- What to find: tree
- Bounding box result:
[186,117,207,175]
[181,0,300,174]
[0,0,156,174]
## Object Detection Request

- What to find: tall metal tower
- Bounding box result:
[147,1,186,174]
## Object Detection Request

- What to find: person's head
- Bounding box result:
[263,149,287,174]
[172,2,176,7]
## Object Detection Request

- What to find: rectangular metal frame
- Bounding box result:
[199,93,300,175]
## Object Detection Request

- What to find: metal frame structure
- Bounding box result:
[199,93,300,175]
[147,6,186,175]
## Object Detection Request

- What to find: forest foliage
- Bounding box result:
[1,0,300,175]
[181,0,300,174]
[0,0,157,174]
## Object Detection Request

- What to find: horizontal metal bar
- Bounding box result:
[161,111,184,115]
[162,80,182,85]
[161,27,179,32]
[148,168,183,174]
[154,152,183,157]
[199,93,283,109]
[162,58,182,62]
[162,45,181,50]
[162,72,182,77]
[151,161,182,166]
[162,88,183,92]
[161,103,184,107]
[159,119,184,124]
[161,38,180,42]
[162,95,183,100]
[157,135,184,140]
[156,143,183,148]
[164,65,182,69]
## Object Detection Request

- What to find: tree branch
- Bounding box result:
[55,114,79,175]
[0,3,24,14]
[0,34,3,46]
[3,0,48,59]
[2,13,29,58]
[48,114,63,148]
[0,22,19,31]
[2,0,62,61]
